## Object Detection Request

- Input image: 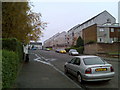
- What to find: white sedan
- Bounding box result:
[69,49,79,56]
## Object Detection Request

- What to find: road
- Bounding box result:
[30,49,119,89]
[15,49,119,89]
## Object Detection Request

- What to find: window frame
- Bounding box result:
[99,28,104,32]
[73,58,81,65]
[111,28,114,32]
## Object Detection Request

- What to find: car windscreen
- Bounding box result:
[83,57,105,65]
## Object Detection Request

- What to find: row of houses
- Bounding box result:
[44,10,120,54]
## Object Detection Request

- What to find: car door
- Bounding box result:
[67,58,76,74]
[68,58,80,76]
[71,58,81,76]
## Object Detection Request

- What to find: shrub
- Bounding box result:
[2,38,17,51]
[65,48,71,52]
[0,50,2,89]
[76,47,84,54]
[2,50,19,88]
[2,38,23,62]
[76,36,84,47]
[2,38,24,88]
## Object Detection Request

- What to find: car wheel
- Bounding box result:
[77,74,83,83]
[64,66,68,74]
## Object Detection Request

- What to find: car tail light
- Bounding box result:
[110,66,114,72]
[85,68,92,74]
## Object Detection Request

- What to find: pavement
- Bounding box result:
[14,53,81,88]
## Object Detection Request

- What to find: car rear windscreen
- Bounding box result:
[83,57,105,65]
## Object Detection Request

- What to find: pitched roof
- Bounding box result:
[68,10,115,32]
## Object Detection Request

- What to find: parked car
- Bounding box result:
[45,48,50,51]
[55,49,61,53]
[32,47,37,50]
[69,49,79,55]
[64,55,115,83]
[59,49,66,54]
[55,49,66,53]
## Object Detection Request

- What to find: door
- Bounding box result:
[68,58,81,76]
[71,58,81,76]
[67,58,76,74]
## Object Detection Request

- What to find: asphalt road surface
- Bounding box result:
[30,49,119,89]
[15,49,119,89]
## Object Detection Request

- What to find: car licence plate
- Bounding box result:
[95,68,107,72]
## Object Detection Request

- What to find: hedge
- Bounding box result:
[2,38,24,62]
[2,38,24,88]
[2,50,19,88]
[2,38,17,51]
[0,50,2,89]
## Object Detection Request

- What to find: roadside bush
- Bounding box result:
[2,38,24,88]
[2,38,23,62]
[0,50,2,89]
[65,48,71,52]
[2,50,19,88]
[2,38,17,51]
[76,47,84,54]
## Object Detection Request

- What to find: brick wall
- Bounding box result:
[82,24,97,44]
[84,43,98,54]
[84,43,120,54]
[110,27,120,38]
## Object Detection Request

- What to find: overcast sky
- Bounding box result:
[30,0,120,43]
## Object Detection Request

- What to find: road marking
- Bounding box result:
[34,54,51,65]
[33,53,81,88]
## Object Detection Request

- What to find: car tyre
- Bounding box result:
[77,74,83,83]
[64,66,68,74]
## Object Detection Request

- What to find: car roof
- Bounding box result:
[74,55,98,59]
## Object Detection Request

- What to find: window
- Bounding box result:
[110,38,114,43]
[99,38,102,42]
[83,57,105,65]
[72,32,74,36]
[69,58,76,64]
[107,18,111,23]
[73,58,80,65]
[98,38,104,42]
[99,28,104,32]
[113,37,118,42]
[111,28,114,32]
[118,29,120,32]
